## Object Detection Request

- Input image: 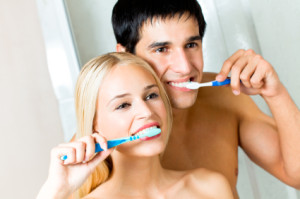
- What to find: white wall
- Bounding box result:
[65,0,118,66]
[250,0,300,108]
[0,0,64,198]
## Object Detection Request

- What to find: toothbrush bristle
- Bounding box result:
[185,82,199,89]
[139,127,161,138]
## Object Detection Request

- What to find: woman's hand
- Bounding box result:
[37,133,113,199]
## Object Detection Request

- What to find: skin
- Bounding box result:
[37,64,234,199]
[117,14,300,198]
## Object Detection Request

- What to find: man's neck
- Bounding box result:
[172,107,190,131]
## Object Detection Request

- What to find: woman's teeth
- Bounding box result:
[135,126,158,136]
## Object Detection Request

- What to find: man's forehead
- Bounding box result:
[139,15,200,42]
[142,12,195,28]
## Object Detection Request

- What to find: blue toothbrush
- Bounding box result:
[184,78,231,89]
[60,127,161,160]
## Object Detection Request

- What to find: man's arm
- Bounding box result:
[217,49,300,188]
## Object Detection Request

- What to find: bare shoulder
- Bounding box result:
[82,195,106,199]
[184,168,234,198]
[81,187,109,199]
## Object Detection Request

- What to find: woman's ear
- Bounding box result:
[116,43,126,52]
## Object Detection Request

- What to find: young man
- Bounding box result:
[112,0,300,197]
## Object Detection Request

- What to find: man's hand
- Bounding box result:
[216,49,282,98]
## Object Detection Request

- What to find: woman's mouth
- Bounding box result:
[133,126,161,141]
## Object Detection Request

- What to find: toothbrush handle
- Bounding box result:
[95,135,140,152]
[60,135,140,160]
[211,78,231,86]
[95,139,127,152]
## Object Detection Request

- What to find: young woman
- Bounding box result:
[37,52,234,199]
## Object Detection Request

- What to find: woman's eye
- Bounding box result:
[116,103,130,110]
[146,92,159,100]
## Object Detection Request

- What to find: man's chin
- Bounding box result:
[169,96,197,109]
[165,88,198,109]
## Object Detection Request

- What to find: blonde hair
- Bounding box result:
[74,52,172,198]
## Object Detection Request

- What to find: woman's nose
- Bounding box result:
[135,100,153,119]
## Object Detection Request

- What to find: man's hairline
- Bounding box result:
[132,13,201,53]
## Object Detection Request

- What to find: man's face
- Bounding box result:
[135,14,204,109]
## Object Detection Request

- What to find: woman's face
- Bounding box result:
[94,64,169,156]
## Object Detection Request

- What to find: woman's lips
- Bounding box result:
[132,123,160,136]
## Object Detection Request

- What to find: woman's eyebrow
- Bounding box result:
[107,93,129,106]
[107,84,158,106]
[145,84,158,90]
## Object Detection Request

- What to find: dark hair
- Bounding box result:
[112,0,206,53]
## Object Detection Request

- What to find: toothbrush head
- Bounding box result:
[184,82,200,89]
[139,127,161,138]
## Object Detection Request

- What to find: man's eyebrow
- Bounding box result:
[187,35,202,42]
[147,36,201,50]
[148,41,170,49]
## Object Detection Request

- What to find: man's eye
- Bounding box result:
[116,103,130,110]
[146,93,159,100]
[155,47,167,53]
[186,43,197,48]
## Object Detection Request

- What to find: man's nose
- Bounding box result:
[171,49,192,74]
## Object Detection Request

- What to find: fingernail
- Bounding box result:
[103,145,108,151]
[216,74,222,81]
[233,90,240,95]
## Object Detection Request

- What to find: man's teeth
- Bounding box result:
[169,81,191,88]
[136,126,157,136]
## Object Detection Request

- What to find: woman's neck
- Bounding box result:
[105,152,166,196]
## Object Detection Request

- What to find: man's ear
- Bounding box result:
[116,43,126,52]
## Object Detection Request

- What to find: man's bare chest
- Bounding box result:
[161,110,239,183]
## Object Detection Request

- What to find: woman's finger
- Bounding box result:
[78,135,97,162]
[52,146,76,165]
[92,132,108,151]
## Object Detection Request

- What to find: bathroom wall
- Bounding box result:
[0,0,64,198]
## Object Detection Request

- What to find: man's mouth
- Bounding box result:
[167,77,195,88]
